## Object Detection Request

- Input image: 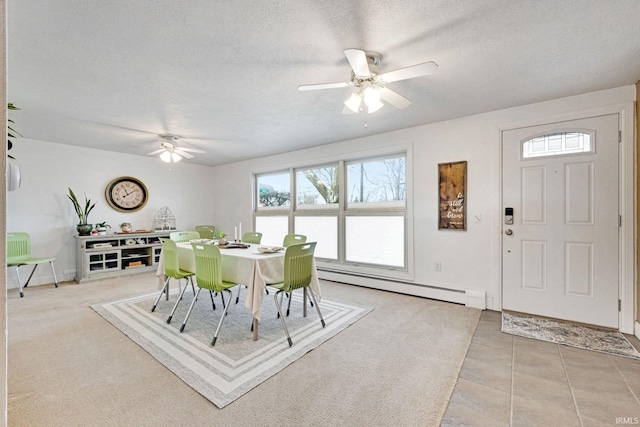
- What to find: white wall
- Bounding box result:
[6,140,216,286]
[6,85,635,315]
[210,85,636,311]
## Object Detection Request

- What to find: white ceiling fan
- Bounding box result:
[298,48,438,114]
[147,134,206,163]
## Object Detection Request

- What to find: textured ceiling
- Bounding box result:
[7,1,640,166]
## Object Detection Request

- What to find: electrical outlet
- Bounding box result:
[474,214,481,223]
[435,262,441,271]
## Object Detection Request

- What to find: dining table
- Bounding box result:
[155,241,321,340]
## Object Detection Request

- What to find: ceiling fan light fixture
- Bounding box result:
[363,86,381,104]
[344,90,363,113]
[160,151,172,162]
[366,99,384,113]
[171,152,182,162]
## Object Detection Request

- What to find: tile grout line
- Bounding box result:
[557,345,584,427]
[610,354,640,407]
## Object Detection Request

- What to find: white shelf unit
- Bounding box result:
[74,232,170,283]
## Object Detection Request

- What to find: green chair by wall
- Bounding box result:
[152,238,196,324]
[195,225,216,240]
[180,243,239,346]
[267,242,324,347]
[241,231,262,244]
[169,231,201,242]
[283,233,306,247]
[7,232,59,298]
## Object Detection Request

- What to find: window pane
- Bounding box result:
[347,157,406,204]
[345,216,404,267]
[257,172,291,208]
[255,216,288,246]
[294,216,338,260]
[296,165,339,207]
[522,132,593,158]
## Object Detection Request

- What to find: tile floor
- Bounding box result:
[442,310,640,427]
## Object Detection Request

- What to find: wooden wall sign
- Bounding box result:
[438,161,467,230]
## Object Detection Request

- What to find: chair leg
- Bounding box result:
[209,290,216,310]
[286,291,292,316]
[167,279,190,324]
[277,291,285,318]
[180,288,202,332]
[274,290,293,347]
[49,261,59,288]
[15,266,24,298]
[151,277,171,312]
[211,288,233,346]
[23,264,38,288]
[235,285,242,304]
[307,288,326,328]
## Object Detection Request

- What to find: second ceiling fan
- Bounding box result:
[147,135,206,163]
[298,48,438,114]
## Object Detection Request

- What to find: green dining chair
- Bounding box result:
[267,242,324,347]
[152,239,197,324]
[241,231,262,244]
[280,234,308,310]
[169,231,201,242]
[180,243,239,346]
[283,233,306,247]
[7,232,59,297]
[195,225,216,240]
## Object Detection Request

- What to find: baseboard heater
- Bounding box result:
[317,269,486,310]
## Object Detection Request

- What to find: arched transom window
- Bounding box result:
[522,131,594,159]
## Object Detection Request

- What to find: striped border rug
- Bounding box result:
[92,289,372,408]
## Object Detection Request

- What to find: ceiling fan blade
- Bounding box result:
[344,48,371,76]
[176,146,206,154]
[174,149,194,159]
[298,82,350,91]
[341,105,356,115]
[377,61,438,83]
[147,148,165,155]
[378,87,412,109]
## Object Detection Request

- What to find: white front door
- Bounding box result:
[502,114,620,328]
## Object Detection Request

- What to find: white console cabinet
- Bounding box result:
[74,231,170,283]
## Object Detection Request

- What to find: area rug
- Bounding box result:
[502,311,640,360]
[92,289,372,408]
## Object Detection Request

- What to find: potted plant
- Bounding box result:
[119,222,133,233]
[67,188,96,236]
[214,229,227,245]
[95,222,111,235]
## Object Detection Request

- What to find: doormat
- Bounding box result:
[501,311,640,360]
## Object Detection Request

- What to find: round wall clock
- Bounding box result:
[105,176,149,212]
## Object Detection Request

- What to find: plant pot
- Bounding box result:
[77,224,93,236]
[96,227,108,235]
[120,225,132,233]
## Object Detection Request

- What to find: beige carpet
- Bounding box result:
[8,273,481,427]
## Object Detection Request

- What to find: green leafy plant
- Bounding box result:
[7,102,21,159]
[67,188,96,225]
[214,229,227,239]
[94,222,111,229]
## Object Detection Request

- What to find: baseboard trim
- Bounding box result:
[318,269,485,309]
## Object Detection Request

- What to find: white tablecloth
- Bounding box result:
[156,243,320,321]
